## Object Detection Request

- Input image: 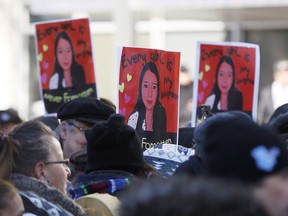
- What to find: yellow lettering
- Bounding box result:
[44,93,62,103]
[141,138,173,150]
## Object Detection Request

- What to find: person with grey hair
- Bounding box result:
[0,121,86,215]
[55,97,115,160]
[54,97,115,187]
[258,59,288,125]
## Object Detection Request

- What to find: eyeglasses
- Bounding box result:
[43,159,69,166]
[68,122,90,132]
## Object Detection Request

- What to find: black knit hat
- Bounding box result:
[195,111,288,183]
[85,114,145,174]
[268,103,288,125]
[57,97,115,124]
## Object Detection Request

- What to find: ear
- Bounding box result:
[34,161,46,181]
[60,122,68,140]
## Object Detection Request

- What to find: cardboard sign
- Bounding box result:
[35,18,97,114]
[118,47,181,150]
[192,41,260,126]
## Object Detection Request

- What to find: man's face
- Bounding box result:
[61,120,92,159]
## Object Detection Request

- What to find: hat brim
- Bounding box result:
[76,118,106,124]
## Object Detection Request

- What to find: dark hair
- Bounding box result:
[0,121,56,179]
[53,31,78,89]
[210,55,237,112]
[120,176,268,216]
[100,97,116,112]
[135,163,159,179]
[131,62,166,132]
[0,179,20,210]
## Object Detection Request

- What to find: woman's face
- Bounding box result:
[43,137,70,194]
[217,61,233,94]
[56,38,73,71]
[141,69,158,110]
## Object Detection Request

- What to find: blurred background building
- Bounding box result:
[1,0,288,120]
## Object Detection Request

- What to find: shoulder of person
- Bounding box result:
[21,194,50,216]
[127,111,139,129]
[49,73,59,90]
[75,193,120,216]
[205,94,215,107]
[174,155,203,176]
[260,84,272,95]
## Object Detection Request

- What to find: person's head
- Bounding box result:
[56,97,115,159]
[194,111,288,183]
[214,55,235,95]
[196,104,213,125]
[267,103,288,148]
[85,113,156,178]
[0,108,22,134]
[253,170,288,216]
[120,176,268,216]
[100,97,116,112]
[0,120,70,194]
[268,103,288,125]
[180,65,193,85]
[54,31,75,73]
[0,179,24,216]
[137,62,161,111]
[273,59,288,86]
[33,115,60,131]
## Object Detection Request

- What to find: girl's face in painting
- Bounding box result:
[57,38,73,71]
[217,61,233,94]
[141,69,158,110]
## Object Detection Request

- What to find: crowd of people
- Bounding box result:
[1,74,288,215]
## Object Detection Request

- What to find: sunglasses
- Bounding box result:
[68,122,90,132]
[43,159,69,166]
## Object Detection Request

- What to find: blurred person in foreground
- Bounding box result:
[0,179,24,216]
[120,176,268,216]
[253,170,288,216]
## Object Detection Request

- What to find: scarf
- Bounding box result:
[11,174,87,216]
[69,171,133,199]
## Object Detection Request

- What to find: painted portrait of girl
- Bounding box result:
[35,18,97,114]
[205,55,243,113]
[127,62,167,142]
[49,31,86,91]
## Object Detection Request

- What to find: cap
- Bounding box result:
[57,97,115,124]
